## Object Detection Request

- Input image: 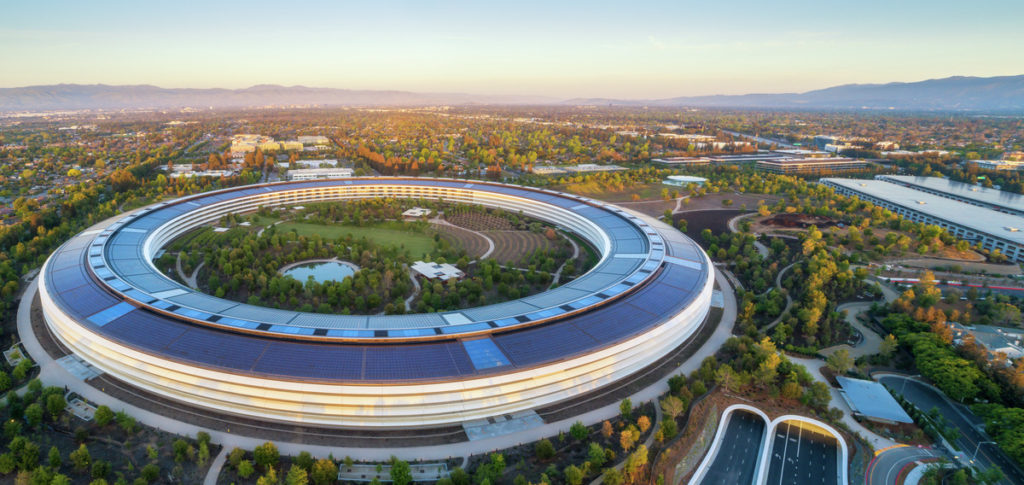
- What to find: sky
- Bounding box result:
[2,0,1023,99]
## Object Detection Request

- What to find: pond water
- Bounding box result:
[283,261,357,284]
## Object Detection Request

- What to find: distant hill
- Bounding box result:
[564,75,1024,111]
[0,84,554,111]
[3,75,1024,111]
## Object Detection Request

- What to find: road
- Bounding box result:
[876,375,1024,485]
[865,445,940,485]
[699,411,766,485]
[766,421,839,485]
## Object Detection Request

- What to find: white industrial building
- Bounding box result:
[821,178,1024,262]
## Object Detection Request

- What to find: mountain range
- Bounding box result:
[2,75,1024,112]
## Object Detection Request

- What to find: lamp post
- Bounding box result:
[972,441,996,465]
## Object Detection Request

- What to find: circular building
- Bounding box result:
[39,178,714,428]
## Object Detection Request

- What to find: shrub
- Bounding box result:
[238,460,255,479]
[535,439,555,460]
[93,406,114,427]
[254,442,279,469]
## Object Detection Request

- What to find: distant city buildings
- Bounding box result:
[285,168,354,181]
[297,135,330,145]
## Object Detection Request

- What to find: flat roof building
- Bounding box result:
[876,175,1024,217]
[650,157,711,167]
[967,160,1024,171]
[836,377,913,425]
[411,261,465,281]
[756,157,868,175]
[821,178,1024,262]
[663,175,707,187]
[286,168,354,181]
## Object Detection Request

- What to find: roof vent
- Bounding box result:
[1006,227,1020,232]
[916,201,927,205]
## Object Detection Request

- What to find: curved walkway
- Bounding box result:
[550,231,581,287]
[761,262,796,332]
[18,267,738,465]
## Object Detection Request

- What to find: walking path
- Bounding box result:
[175,252,203,290]
[818,302,884,360]
[760,262,796,332]
[550,232,581,287]
[203,447,228,485]
[18,268,737,467]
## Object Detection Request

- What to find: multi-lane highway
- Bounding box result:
[877,375,1024,485]
[699,411,766,485]
[766,421,839,485]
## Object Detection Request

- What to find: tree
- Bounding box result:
[238,460,255,479]
[660,418,677,439]
[535,439,555,460]
[619,398,632,420]
[802,382,832,410]
[623,446,648,484]
[602,468,623,485]
[46,393,66,420]
[311,459,338,485]
[880,334,898,357]
[390,460,411,485]
[47,446,61,470]
[24,403,43,427]
[637,416,651,433]
[570,421,588,441]
[587,443,606,468]
[660,396,684,419]
[563,465,583,485]
[295,451,314,471]
[619,427,638,452]
[70,444,90,472]
[286,464,310,485]
[254,442,279,469]
[91,460,111,480]
[256,467,279,485]
[93,406,114,427]
[601,420,614,438]
[826,349,854,375]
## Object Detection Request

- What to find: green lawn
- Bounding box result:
[276,221,438,257]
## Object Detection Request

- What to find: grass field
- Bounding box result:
[276,222,438,257]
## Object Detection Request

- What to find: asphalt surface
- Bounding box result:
[766,421,839,485]
[699,411,766,485]
[878,375,1024,485]
[865,445,940,485]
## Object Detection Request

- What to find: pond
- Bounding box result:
[282,261,357,284]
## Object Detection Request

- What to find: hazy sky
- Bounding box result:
[2,0,1023,99]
